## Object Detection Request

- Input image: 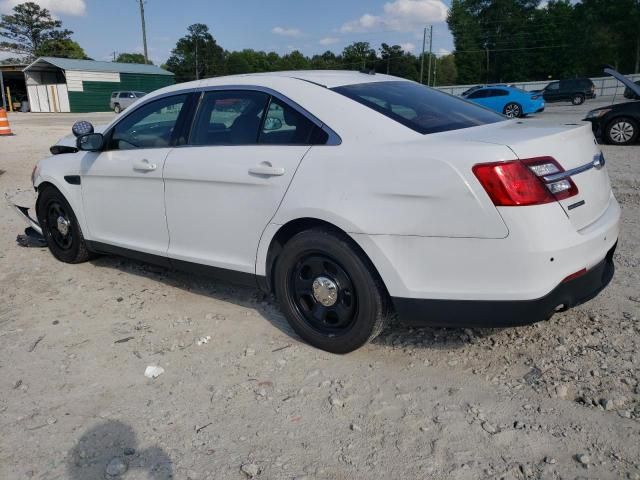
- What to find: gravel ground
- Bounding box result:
[0,101,639,480]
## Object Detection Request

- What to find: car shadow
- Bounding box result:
[89,254,499,351]
[67,420,173,479]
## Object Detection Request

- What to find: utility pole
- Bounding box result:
[112,51,117,62]
[433,57,437,86]
[485,47,490,84]
[195,37,199,80]
[427,25,433,86]
[420,27,427,84]
[138,0,149,64]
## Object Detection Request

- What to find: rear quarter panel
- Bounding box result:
[272,133,514,239]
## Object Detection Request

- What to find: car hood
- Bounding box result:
[54,124,108,148]
[604,67,640,97]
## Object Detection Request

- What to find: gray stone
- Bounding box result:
[106,457,128,477]
[241,463,260,477]
[481,421,497,434]
[576,453,590,465]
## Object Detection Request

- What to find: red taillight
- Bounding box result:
[473,157,578,206]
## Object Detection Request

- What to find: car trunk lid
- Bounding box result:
[460,121,612,231]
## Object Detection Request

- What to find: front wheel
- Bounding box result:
[605,117,638,145]
[503,102,522,118]
[37,187,91,264]
[114,104,121,113]
[273,228,391,353]
[572,94,585,105]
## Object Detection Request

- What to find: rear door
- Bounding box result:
[163,90,325,274]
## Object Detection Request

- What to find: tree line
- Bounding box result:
[4,1,638,87]
[448,0,640,84]
[163,24,456,85]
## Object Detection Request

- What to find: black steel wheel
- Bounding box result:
[289,254,358,334]
[274,227,391,353]
[37,186,91,264]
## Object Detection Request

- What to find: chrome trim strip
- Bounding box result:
[542,155,603,183]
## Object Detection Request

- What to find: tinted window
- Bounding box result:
[259,98,328,145]
[109,94,187,150]
[190,91,270,145]
[467,89,488,99]
[493,89,509,97]
[334,81,504,135]
[546,82,560,91]
[111,92,118,98]
[119,92,131,98]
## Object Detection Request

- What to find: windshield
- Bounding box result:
[332,81,504,135]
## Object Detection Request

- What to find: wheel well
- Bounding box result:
[263,218,390,299]
[35,181,58,211]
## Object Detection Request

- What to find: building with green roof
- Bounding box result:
[23,57,175,113]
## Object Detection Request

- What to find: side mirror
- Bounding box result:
[77,133,105,152]
[264,117,283,131]
[72,120,94,138]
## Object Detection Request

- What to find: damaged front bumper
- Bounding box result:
[5,192,42,235]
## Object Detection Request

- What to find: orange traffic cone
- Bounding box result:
[0,108,14,136]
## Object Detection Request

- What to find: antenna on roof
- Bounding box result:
[359,69,376,75]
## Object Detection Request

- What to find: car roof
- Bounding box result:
[198,70,408,89]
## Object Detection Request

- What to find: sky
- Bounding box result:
[0,0,456,64]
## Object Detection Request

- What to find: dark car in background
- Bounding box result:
[584,68,640,145]
[541,78,596,105]
[624,80,640,100]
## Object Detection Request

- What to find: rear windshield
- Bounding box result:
[332,81,504,135]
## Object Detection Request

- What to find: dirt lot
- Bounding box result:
[1,102,639,480]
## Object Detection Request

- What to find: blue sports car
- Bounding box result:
[462,85,545,118]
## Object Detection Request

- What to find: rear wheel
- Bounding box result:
[273,228,391,353]
[114,104,121,113]
[605,117,638,145]
[572,94,585,105]
[37,187,91,264]
[503,102,522,118]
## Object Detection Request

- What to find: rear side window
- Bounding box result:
[190,90,270,145]
[119,92,131,98]
[111,92,118,98]
[492,89,509,97]
[333,81,504,135]
[259,98,328,145]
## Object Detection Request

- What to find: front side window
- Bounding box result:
[119,92,131,98]
[333,81,504,135]
[546,82,560,91]
[190,90,270,146]
[109,94,187,150]
[259,98,327,145]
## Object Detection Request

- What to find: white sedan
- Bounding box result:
[15,71,620,353]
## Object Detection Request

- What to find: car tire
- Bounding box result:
[571,94,585,105]
[36,186,92,264]
[273,227,391,354]
[503,103,522,118]
[605,117,638,145]
[114,104,121,113]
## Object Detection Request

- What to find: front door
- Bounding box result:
[164,90,324,274]
[80,93,190,256]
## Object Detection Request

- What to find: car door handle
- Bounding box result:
[248,162,285,177]
[133,159,157,172]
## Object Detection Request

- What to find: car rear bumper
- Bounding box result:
[392,242,616,327]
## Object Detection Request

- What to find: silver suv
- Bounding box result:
[110,91,146,113]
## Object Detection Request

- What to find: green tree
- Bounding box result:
[116,52,151,64]
[38,38,88,59]
[435,54,458,85]
[342,42,377,70]
[0,2,75,59]
[165,23,225,81]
